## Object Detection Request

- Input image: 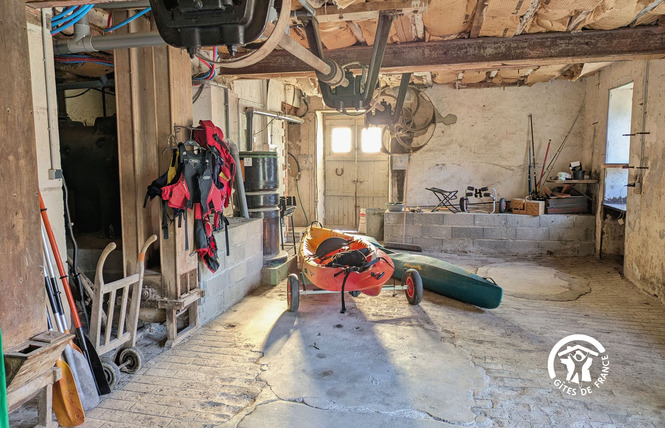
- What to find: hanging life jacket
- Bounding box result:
[144,120,236,272]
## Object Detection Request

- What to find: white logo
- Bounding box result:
[548,334,609,396]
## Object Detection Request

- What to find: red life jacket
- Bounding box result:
[144,120,236,272]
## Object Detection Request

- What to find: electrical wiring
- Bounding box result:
[51,4,94,36]
[64,88,92,98]
[51,6,78,24]
[55,55,113,67]
[193,47,217,81]
[104,7,151,33]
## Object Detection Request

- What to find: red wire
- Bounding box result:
[107,12,112,29]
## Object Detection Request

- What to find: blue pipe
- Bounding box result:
[104,7,151,32]
[51,5,78,24]
[51,5,94,36]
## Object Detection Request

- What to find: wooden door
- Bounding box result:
[323,115,389,229]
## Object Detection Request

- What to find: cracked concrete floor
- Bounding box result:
[10,253,665,427]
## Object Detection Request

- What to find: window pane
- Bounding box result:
[361,127,382,153]
[331,127,352,153]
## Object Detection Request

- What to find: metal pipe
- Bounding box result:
[54,31,166,55]
[98,1,150,9]
[229,141,250,219]
[42,9,60,178]
[296,0,316,16]
[249,107,305,124]
[246,108,255,151]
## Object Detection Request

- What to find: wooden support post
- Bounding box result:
[114,12,202,347]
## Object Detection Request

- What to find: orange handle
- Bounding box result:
[39,191,82,329]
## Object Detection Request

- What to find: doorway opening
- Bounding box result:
[322,114,388,230]
[603,82,633,212]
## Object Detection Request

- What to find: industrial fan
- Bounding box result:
[366,74,438,154]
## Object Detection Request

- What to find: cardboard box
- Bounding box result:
[510,199,545,216]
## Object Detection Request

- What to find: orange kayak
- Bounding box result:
[300,226,394,296]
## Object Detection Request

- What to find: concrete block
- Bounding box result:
[384,212,403,225]
[506,215,541,228]
[412,212,446,225]
[538,241,571,254]
[383,224,403,241]
[443,213,475,226]
[474,239,508,252]
[548,227,586,242]
[483,227,516,240]
[451,226,485,239]
[575,241,596,256]
[245,234,263,258]
[515,227,550,241]
[417,237,444,251]
[575,215,596,231]
[230,262,247,282]
[441,238,474,253]
[474,214,507,227]
[421,225,452,239]
[405,223,422,236]
[505,240,539,255]
[539,214,576,229]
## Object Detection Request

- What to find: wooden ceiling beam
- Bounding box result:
[312,0,428,23]
[218,25,665,78]
[470,0,489,38]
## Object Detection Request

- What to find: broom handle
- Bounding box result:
[402,158,410,244]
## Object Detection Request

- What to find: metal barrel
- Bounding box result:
[240,151,280,259]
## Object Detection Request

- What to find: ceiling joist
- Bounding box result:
[219,25,665,78]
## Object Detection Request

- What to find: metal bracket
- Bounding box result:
[302,12,397,111]
[366,72,412,126]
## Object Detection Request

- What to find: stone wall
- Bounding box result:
[384,212,595,256]
[198,217,263,325]
[583,59,665,304]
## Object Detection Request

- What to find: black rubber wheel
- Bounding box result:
[102,361,120,388]
[403,269,423,305]
[498,197,507,213]
[349,291,360,297]
[460,197,469,212]
[287,273,300,312]
[118,347,143,374]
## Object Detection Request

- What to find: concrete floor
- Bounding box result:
[11,253,665,427]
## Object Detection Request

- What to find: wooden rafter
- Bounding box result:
[312,0,428,23]
[220,25,665,78]
[470,0,489,38]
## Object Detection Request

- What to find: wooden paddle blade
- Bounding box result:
[75,334,111,395]
[53,358,86,427]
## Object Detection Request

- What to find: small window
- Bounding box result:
[331,127,352,153]
[361,127,382,153]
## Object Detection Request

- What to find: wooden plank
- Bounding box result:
[0,0,45,350]
[7,367,60,414]
[219,25,665,78]
[313,0,428,23]
[470,0,488,38]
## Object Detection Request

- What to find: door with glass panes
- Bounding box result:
[323,114,389,229]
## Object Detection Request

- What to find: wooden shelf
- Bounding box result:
[546,179,599,184]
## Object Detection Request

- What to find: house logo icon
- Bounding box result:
[548,334,609,396]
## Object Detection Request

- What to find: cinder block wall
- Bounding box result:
[198,217,263,325]
[384,212,595,256]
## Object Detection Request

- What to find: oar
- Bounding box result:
[42,232,101,412]
[39,191,111,396]
[0,329,9,428]
[46,310,86,427]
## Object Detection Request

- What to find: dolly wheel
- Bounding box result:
[499,198,507,213]
[404,269,423,305]
[118,347,143,374]
[102,361,120,388]
[287,274,300,312]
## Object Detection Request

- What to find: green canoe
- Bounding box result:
[362,237,503,309]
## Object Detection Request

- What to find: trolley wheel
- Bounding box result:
[349,291,360,297]
[460,197,469,212]
[287,273,300,312]
[498,198,507,213]
[101,361,120,388]
[118,347,143,374]
[403,269,423,305]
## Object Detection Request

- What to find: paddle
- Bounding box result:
[39,191,111,396]
[1,329,9,428]
[42,234,100,412]
[46,311,85,427]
